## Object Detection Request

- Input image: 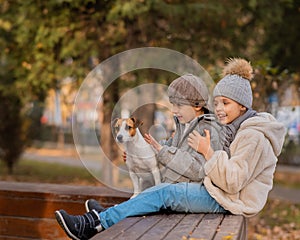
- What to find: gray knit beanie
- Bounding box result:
[213,58,253,109]
[168,73,209,109]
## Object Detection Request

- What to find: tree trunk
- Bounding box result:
[101,68,121,187]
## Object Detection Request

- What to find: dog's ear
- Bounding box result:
[112,118,119,128]
[130,117,143,128]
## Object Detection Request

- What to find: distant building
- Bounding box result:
[277,84,300,143]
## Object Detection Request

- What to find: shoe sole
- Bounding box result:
[85,200,91,212]
[55,210,80,240]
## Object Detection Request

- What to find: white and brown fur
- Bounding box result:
[113,117,161,198]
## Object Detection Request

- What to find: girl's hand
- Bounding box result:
[144,133,162,152]
[188,130,203,152]
[122,152,126,162]
[188,129,214,160]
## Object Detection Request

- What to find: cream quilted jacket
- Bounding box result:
[204,112,286,217]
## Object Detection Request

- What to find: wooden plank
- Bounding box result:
[0,236,39,240]
[190,213,224,240]
[0,181,130,201]
[138,214,186,240]
[164,214,205,240]
[213,215,246,240]
[0,196,85,218]
[113,214,163,240]
[91,217,142,240]
[0,216,67,239]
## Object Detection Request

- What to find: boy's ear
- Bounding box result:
[194,106,202,112]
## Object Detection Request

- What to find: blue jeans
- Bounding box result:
[99,182,227,229]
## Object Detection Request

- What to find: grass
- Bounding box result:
[274,178,300,189]
[0,159,100,186]
[274,171,300,190]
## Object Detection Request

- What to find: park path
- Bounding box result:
[22,144,300,204]
[269,164,300,204]
[22,144,102,170]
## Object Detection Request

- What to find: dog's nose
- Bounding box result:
[117,135,123,143]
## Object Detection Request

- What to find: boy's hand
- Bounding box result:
[144,133,162,152]
[188,129,214,160]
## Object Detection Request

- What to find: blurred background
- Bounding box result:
[0,0,300,239]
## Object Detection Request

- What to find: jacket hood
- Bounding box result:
[239,112,286,156]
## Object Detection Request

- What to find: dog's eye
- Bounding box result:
[115,126,120,132]
[125,125,132,130]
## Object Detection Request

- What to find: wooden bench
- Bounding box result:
[0,181,130,239]
[0,181,247,240]
[93,213,247,240]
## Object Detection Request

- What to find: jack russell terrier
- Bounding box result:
[113,117,161,198]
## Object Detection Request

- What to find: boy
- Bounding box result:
[145,73,222,184]
[121,73,222,187]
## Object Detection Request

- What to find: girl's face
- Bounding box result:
[214,96,246,125]
[171,103,200,124]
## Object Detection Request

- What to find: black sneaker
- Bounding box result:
[55,209,103,240]
[85,199,105,213]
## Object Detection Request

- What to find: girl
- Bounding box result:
[188,58,286,217]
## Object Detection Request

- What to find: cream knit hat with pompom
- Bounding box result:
[213,58,253,109]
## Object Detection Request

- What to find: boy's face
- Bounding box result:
[214,96,246,125]
[171,103,199,124]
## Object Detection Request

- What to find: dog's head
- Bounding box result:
[113,117,143,143]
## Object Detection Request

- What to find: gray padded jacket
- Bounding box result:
[157,114,222,183]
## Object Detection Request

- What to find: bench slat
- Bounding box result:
[138,213,185,240]
[0,216,66,239]
[163,213,205,240]
[0,196,85,218]
[214,214,246,240]
[90,217,142,240]
[189,213,224,239]
[113,214,163,240]
[0,236,36,240]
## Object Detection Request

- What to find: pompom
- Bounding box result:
[222,58,253,80]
